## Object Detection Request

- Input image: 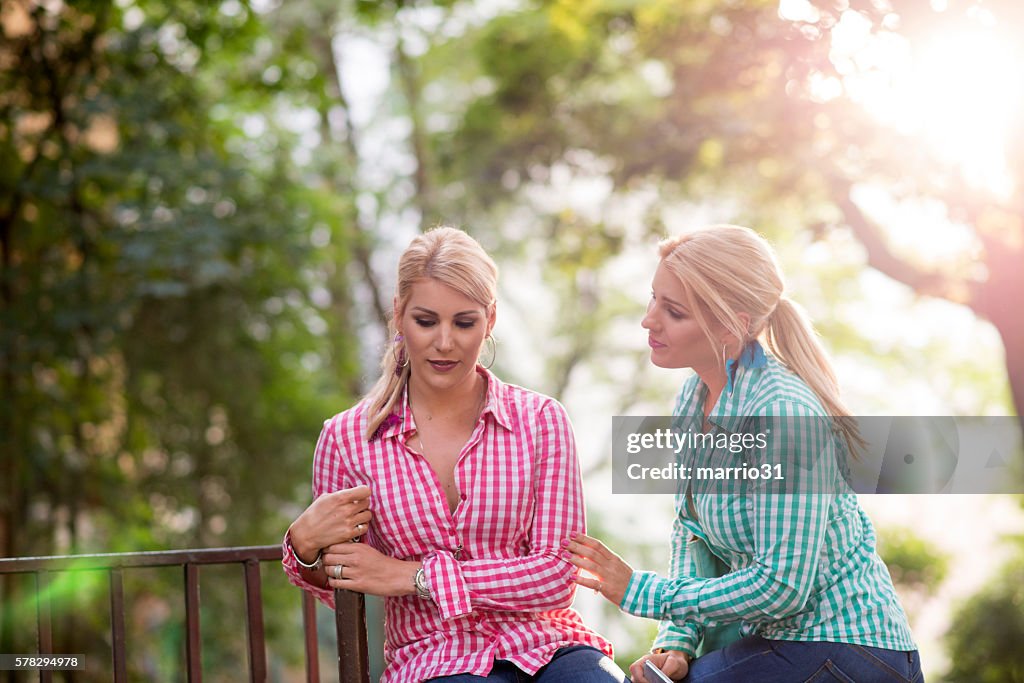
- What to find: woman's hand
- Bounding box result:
[288,485,372,561]
[566,534,634,607]
[322,542,419,597]
[629,651,690,682]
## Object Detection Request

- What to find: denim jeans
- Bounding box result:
[427,645,630,682]
[684,636,924,682]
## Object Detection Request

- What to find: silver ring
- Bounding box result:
[333,564,343,580]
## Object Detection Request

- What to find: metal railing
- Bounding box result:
[0,545,369,683]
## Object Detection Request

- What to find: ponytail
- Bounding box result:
[364,322,410,440]
[766,297,866,458]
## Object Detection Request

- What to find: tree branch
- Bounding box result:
[393,24,434,224]
[835,187,982,307]
[312,14,389,333]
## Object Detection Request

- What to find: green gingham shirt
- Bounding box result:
[621,345,917,657]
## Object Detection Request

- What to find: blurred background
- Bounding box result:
[2,0,1024,680]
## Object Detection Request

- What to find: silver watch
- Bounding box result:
[414,567,431,600]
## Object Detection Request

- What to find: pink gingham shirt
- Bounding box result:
[282,367,612,682]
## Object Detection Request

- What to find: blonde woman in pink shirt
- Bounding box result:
[283,227,627,683]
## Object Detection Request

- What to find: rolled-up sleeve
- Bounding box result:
[650,517,702,658]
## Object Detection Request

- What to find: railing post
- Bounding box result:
[334,589,369,683]
[301,592,320,683]
[109,568,127,683]
[35,572,52,683]
[243,559,267,682]
[184,563,202,683]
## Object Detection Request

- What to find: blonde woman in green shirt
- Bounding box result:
[568,225,922,682]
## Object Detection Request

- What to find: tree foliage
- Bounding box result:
[944,553,1024,683]
[1,0,360,677]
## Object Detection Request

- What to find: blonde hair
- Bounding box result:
[658,225,865,456]
[364,227,498,440]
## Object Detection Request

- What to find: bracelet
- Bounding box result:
[289,540,323,572]
[413,568,431,600]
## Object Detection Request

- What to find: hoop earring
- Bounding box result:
[480,335,497,370]
[393,333,409,375]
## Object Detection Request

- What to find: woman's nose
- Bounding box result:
[436,325,455,351]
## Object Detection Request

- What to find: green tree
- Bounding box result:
[944,554,1024,683]
[0,0,363,677]
[875,525,948,624]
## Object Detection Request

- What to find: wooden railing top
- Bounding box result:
[0,545,283,572]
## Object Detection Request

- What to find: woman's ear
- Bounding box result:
[393,296,403,335]
[738,312,751,337]
[719,313,752,349]
[486,302,497,336]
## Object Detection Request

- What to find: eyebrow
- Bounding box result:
[410,306,481,317]
[653,291,687,309]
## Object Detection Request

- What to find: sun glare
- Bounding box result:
[821,8,1024,198]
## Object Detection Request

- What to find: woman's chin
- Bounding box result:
[649,351,684,370]
[649,353,671,368]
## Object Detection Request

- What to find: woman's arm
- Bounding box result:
[622,404,837,626]
[422,400,586,621]
[282,418,371,606]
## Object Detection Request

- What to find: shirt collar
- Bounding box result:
[369,365,512,441]
[368,395,410,442]
[725,339,767,395]
[478,366,514,431]
[707,340,768,432]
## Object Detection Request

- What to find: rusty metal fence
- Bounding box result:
[0,545,369,683]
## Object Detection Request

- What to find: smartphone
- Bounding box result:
[644,660,674,683]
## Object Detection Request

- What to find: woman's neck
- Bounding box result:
[696,340,744,418]
[408,373,486,424]
[698,371,726,419]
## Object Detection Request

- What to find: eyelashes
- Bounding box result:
[413,318,477,329]
[650,293,686,320]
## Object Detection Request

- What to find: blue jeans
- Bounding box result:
[427,645,630,682]
[684,636,924,682]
